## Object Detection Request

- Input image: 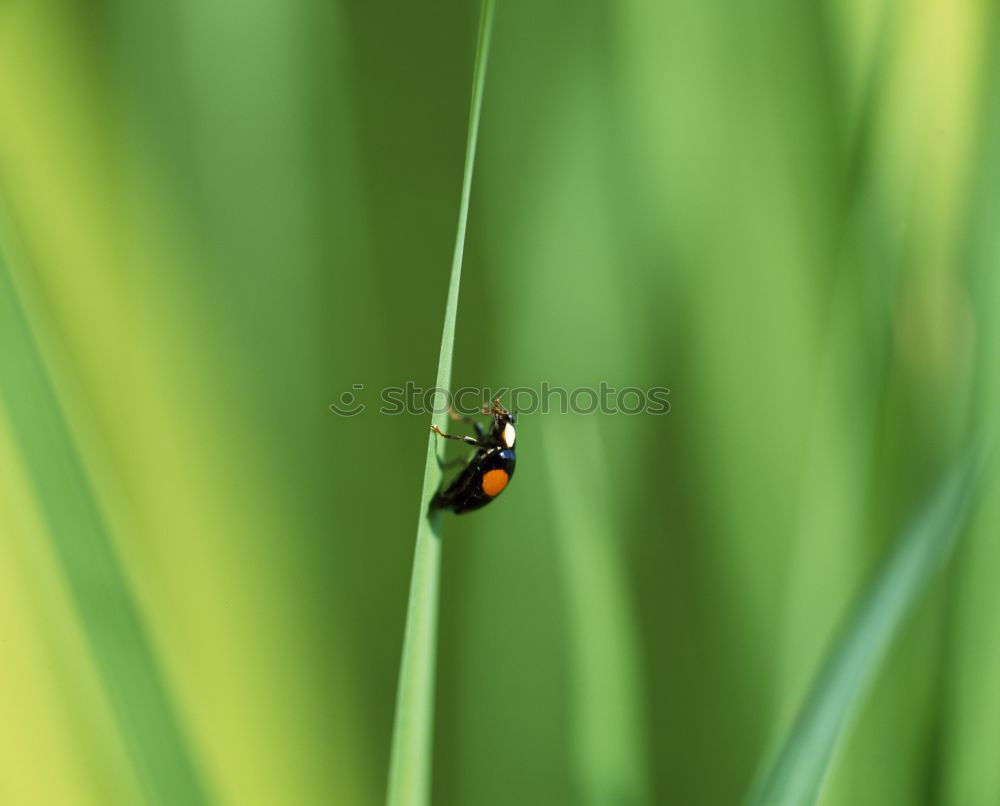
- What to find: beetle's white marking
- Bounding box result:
[502,422,516,448]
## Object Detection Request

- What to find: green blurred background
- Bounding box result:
[1,0,999,804]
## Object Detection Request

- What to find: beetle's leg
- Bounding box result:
[430,424,484,448]
[436,454,468,470]
[448,407,485,439]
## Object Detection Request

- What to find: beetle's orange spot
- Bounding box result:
[481,468,509,497]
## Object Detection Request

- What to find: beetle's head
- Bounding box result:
[485,397,516,448]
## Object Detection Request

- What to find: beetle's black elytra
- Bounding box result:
[430,398,517,515]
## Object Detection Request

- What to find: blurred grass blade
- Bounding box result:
[544,419,649,805]
[745,442,993,806]
[0,223,210,805]
[385,3,495,805]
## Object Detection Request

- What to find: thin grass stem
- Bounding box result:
[385,4,496,805]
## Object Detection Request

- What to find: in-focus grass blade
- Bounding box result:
[385,3,495,805]
[0,219,210,805]
[744,442,994,806]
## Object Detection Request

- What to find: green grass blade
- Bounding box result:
[385,3,495,805]
[544,419,649,805]
[744,442,993,806]
[0,221,210,805]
